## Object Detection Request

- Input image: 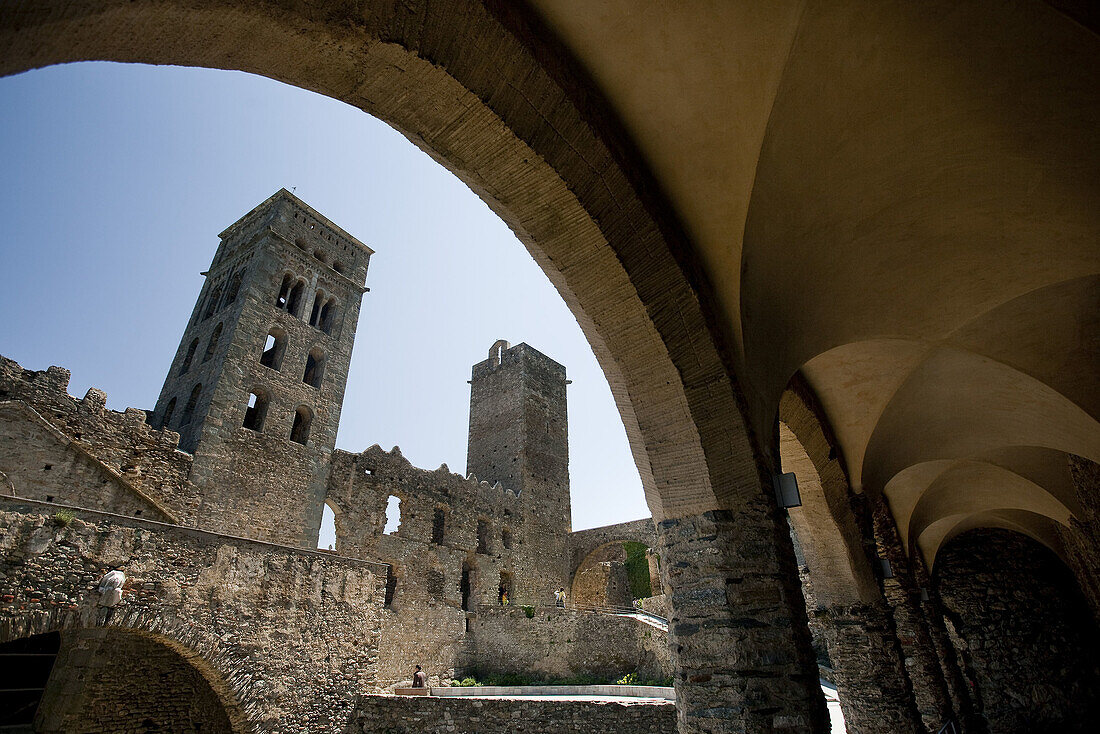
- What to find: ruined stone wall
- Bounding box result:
[0,498,387,733]
[568,518,656,577]
[0,356,198,521]
[936,528,1100,734]
[36,628,233,734]
[462,606,671,681]
[347,695,675,733]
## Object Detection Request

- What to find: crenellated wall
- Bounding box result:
[0,356,199,521]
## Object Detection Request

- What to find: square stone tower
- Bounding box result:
[467,340,571,602]
[153,189,372,547]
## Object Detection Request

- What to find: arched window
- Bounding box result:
[180,384,202,425]
[286,280,305,318]
[319,299,338,335]
[313,249,327,264]
[259,328,287,370]
[223,270,244,305]
[242,390,269,431]
[202,322,223,363]
[489,339,510,366]
[161,397,177,429]
[202,284,222,320]
[290,405,312,445]
[333,261,346,274]
[308,290,324,327]
[179,338,199,375]
[432,507,447,544]
[275,274,292,308]
[303,348,325,388]
[501,526,513,550]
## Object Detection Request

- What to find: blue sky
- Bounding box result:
[0,61,649,535]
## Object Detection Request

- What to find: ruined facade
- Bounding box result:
[0,190,670,730]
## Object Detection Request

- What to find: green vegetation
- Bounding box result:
[51,510,75,527]
[521,605,535,618]
[622,541,652,599]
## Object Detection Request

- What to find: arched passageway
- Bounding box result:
[569,540,656,608]
[0,2,821,731]
[936,529,1100,733]
[0,626,242,734]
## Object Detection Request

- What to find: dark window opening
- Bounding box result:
[243,391,269,431]
[461,563,472,611]
[303,348,325,388]
[333,261,346,274]
[319,299,337,335]
[384,567,397,608]
[275,274,292,308]
[476,519,491,555]
[202,285,222,320]
[180,384,202,425]
[42,464,52,471]
[161,397,177,429]
[259,328,287,370]
[313,249,327,264]
[179,338,199,375]
[287,281,305,318]
[224,270,243,305]
[308,291,323,327]
[290,405,312,445]
[499,571,513,605]
[502,527,513,550]
[432,508,447,544]
[202,322,223,363]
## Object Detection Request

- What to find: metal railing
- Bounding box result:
[475,600,668,627]
[936,720,959,734]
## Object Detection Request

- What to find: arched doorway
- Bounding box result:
[0,626,244,734]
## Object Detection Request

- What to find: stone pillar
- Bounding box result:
[818,603,922,734]
[1058,456,1100,625]
[657,508,827,734]
[870,500,958,732]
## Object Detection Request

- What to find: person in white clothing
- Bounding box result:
[97,567,126,622]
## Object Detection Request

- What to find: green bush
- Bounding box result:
[616,672,638,685]
[521,605,535,618]
[622,541,652,599]
[51,510,74,527]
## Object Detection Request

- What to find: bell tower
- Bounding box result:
[153,189,372,547]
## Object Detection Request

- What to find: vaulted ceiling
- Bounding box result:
[528,0,1099,566]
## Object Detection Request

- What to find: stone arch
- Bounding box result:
[569,540,653,608]
[0,609,254,734]
[0,0,763,523]
[779,383,879,607]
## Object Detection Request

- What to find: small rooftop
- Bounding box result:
[218,188,374,255]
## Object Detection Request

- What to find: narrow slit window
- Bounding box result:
[180,384,202,425]
[179,338,199,375]
[384,567,397,608]
[259,328,287,370]
[303,348,325,388]
[242,391,269,431]
[501,526,513,550]
[290,405,312,445]
[202,322,223,363]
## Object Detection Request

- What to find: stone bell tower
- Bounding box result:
[153,189,372,547]
[467,340,571,601]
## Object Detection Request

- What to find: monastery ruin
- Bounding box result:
[1,1,1098,732]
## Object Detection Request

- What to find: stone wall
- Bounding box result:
[0,498,387,733]
[0,356,198,520]
[1058,455,1100,625]
[347,694,675,733]
[462,606,671,681]
[936,528,1100,733]
[568,518,656,577]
